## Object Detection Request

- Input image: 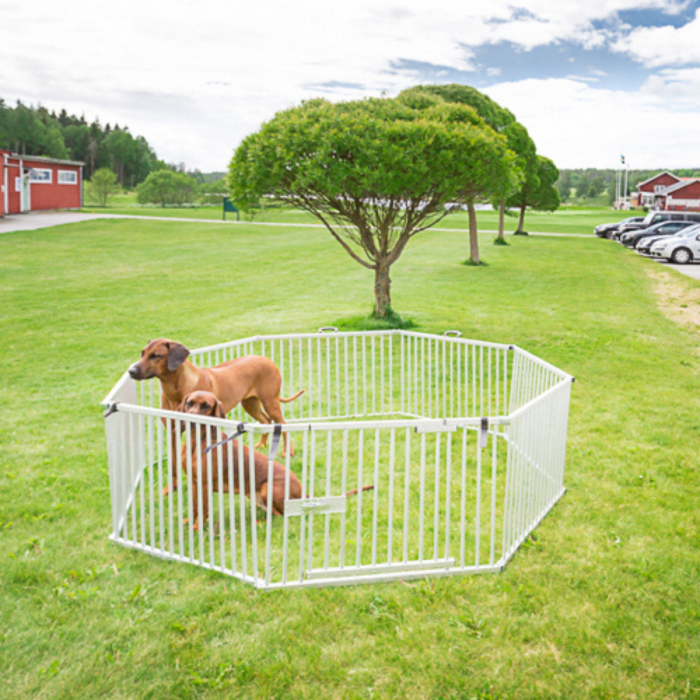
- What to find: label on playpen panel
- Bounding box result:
[284,495,347,517]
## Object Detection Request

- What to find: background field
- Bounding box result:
[83,195,633,235]
[1,216,699,698]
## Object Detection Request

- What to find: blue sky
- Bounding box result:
[2,0,699,171]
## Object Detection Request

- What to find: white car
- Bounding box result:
[649,225,700,264]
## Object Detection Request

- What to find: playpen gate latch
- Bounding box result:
[479,418,489,448]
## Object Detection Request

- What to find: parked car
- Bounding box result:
[649,225,700,264]
[621,220,695,249]
[614,211,700,240]
[594,217,644,238]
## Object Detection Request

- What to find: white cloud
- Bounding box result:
[1,0,698,169]
[611,8,700,67]
[485,78,700,169]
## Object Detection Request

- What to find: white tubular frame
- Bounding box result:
[102,330,573,590]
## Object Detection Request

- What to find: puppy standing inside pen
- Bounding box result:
[128,338,304,491]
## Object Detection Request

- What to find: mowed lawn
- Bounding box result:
[84,194,631,235]
[1,218,698,699]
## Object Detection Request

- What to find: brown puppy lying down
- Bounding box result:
[178,391,372,530]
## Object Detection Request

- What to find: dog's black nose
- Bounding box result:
[128,366,139,378]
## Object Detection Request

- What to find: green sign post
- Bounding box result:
[223,197,239,221]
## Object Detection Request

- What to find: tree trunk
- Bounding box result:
[517,205,526,232]
[467,202,480,264]
[497,200,505,241]
[374,263,392,319]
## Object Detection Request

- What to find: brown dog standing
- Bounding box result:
[178,391,303,529]
[128,339,303,491]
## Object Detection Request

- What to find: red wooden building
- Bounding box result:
[1,149,84,217]
[635,171,700,211]
[663,179,700,211]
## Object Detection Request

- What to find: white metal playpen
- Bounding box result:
[102,329,573,590]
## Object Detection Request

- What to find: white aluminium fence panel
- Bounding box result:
[102,330,573,590]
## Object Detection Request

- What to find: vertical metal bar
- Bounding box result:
[344,336,349,418]
[147,414,155,550]
[298,430,309,583]
[217,426,225,571]
[362,336,368,417]
[389,333,394,415]
[237,436,247,579]
[127,413,137,543]
[444,429,452,563]
[488,347,492,417]
[323,430,332,570]
[400,334,405,415]
[354,336,358,417]
[185,421,194,562]
[387,427,395,564]
[176,419,184,559]
[227,435,236,575]
[138,413,146,547]
[249,430,259,582]
[442,337,447,418]
[427,338,432,418]
[371,428,380,566]
[156,416,164,553]
[281,437,291,585]
[317,335,322,418]
[206,424,215,567]
[419,432,426,562]
[371,335,376,415]
[355,428,364,566]
[433,432,441,560]
[307,337,313,418]
[421,337,426,419]
[326,335,331,418]
[196,426,205,564]
[479,346,484,416]
[489,428,497,566]
[403,427,411,563]
[307,429,316,572]
[264,430,275,588]
[166,417,174,556]
[475,423,482,567]
[339,429,349,569]
[380,334,385,415]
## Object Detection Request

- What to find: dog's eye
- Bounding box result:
[201,403,210,411]
[151,353,161,359]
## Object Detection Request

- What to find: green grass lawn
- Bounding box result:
[84,193,632,235]
[1,218,699,698]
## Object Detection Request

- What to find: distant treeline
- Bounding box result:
[0,98,226,188]
[555,168,700,203]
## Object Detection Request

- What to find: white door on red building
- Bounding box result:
[20,172,30,212]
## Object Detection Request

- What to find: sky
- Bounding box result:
[2,0,700,172]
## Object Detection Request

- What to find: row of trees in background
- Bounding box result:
[0,98,160,186]
[555,168,700,204]
[229,85,560,319]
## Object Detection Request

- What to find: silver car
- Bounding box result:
[650,225,700,264]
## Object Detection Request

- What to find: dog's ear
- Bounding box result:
[167,342,190,371]
[214,399,226,419]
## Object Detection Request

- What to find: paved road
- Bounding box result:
[2,211,700,281]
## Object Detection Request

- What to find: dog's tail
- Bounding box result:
[345,485,375,497]
[280,389,305,403]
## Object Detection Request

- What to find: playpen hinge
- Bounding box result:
[104,402,119,419]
